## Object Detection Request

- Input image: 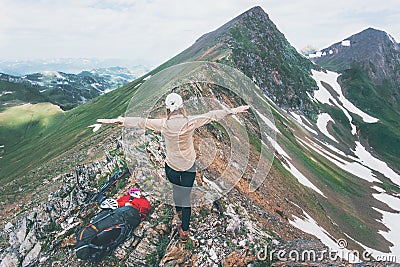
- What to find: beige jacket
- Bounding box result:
[124,109,233,171]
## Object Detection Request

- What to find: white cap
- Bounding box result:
[165,93,183,112]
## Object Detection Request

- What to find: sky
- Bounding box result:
[0,0,399,67]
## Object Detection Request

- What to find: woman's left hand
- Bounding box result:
[232,105,250,114]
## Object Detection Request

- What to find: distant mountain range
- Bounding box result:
[0,58,150,76]
[0,66,149,110]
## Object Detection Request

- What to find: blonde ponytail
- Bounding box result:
[166,107,187,120]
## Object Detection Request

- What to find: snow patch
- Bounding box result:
[298,138,380,183]
[341,40,351,46]
[308,51,323,58]
[290,210,360,262]
[373,193,400,211]
[31,81,45,86]
[289,111,318,135]
[311,70,378,135]
[372,192,400,261]
[56,81,69,85]
[256,110,279,133]
[304,139,400,186]
[283,160,326,197]
[289,111,302,123]
[312,70,378,123]
[91,83,102,90]
[267,136,290,159]
[0,91,13,97]
[43,71,64,79]
[353,141,400,186]
[268,136,325,197]
[143,75,152,81]
[371,185,385,193]
[316,113,338,142]
[387,33,397,44]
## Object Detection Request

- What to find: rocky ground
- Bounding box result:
[1,133,397,266]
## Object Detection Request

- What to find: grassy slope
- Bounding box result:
[0,79,142,190]
[340,67,400,170]
[311,60,400,170]
[272,106,394,250]
[0,80,48,110]
[0,103,63,146]
[247,89,390,249]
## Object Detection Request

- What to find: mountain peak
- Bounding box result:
[349,27,394,45]
[362,27,385,34]
[313,27,400,76]
[239,5,269,18]
[171,5,315,113]
[193,6,270,45]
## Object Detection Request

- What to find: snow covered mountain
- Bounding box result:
[289,68,400,261]
[0,66,148,110]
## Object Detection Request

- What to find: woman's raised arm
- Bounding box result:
[191,105,250,128]
[96,116,164,132]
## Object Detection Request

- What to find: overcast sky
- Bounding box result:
[0,0,399,67]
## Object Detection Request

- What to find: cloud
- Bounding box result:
[0,0,399,65]
[261,0,400,49]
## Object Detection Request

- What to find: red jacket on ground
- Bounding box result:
[117,195,151,219]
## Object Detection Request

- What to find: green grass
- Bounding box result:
[343,68,400,122]
[275,139,383,250]
[0,80,48,111]
[337,66,400,170]
[356,121,400,170]
[277,131,359,196]
[327,202,382,248]
[0,79,143,204]
[0,102,63,145]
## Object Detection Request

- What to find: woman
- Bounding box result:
[97,93,249,242]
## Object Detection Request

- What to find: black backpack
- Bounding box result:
[75,206,141,262]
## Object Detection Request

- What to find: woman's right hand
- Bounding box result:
[96,116,125,125]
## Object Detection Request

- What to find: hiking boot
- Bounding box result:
[173,211,182,227]
[178,227,189,243]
